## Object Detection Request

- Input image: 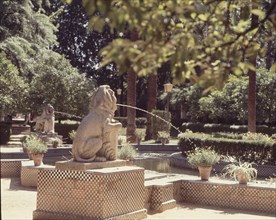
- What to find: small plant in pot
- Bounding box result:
[157,131,170,145]
[24,134,48,166]
[187,147,220,181]
[135,130,145,145]
[222,161,257,184]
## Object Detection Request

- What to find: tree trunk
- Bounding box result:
[145,74,157,140]
[126,29,138,142]
[248,64,256,133]
[126,68,137,142]
[247,10,258,133]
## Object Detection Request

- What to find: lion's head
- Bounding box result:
[90,85,117,115]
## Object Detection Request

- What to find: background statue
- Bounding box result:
[34,104,55,133]
[72,85,122,162]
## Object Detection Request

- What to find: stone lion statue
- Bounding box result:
[72,85,122,162]
[34,104,55,133]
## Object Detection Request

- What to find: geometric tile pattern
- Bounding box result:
[34,166,147,220]
[146,182,176,212]
[21,166,39,187]
[0,160,22,177]
[181,180,276,215]
[20,164,55,187]
[171,180,183,202]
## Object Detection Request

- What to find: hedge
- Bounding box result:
[178,132,276,165]
[114,117,147,128]
[181,122,276,135]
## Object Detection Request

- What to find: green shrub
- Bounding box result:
[22,134,48,154]
[181,122,276,135]
[114,117,147,128]
[69,130,77,141]
[187,147,220,168]
[117,142,137,160]
[178,131,276,164]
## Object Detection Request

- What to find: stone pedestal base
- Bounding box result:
[21,161,54,187]
[33,166,147,220]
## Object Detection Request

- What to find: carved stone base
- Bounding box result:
[33,166,147,220]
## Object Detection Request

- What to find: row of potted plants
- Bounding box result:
[22,134,48,166]
[186,147,258,184]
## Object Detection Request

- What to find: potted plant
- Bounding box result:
[23,134,48,166]
[222,161,257,184]
[187,147,220,181]
[135,130,145,145]
[157,131,170,145]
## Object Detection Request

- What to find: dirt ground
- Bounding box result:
[1,177,275,220]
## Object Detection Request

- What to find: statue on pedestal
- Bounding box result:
[34,104,55,133]
[72,85,122,162]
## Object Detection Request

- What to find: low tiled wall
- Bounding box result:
[179,179,276,215]
[0,159,29,177]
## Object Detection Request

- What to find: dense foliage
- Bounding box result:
[76,0,276,89]
[0,0,95,118]
[171,68,276,125]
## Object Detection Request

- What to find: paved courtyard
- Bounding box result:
[1,177,275,220]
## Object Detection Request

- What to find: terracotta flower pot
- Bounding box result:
[198,166,212,181]
[237,173,249,184]
[32,153,44,166]
[27,150,33,160]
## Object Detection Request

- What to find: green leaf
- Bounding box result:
[62,0,72,4]
[251,9,266,20]
[191,13,197,19]
[270,63,276,72]
[245,62,256,71]
[198,14,207,21]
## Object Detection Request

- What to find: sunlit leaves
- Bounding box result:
[251,9,266,20]
[0,52,28,114]
[78,0,276,89]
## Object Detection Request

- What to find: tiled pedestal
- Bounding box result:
[33,165,147,220]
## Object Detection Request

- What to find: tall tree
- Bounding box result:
[53,0,124,89]
[0,0,95,117]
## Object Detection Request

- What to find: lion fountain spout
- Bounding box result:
[72,85,122,162]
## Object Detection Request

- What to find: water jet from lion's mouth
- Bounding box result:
[116,103,181,134]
